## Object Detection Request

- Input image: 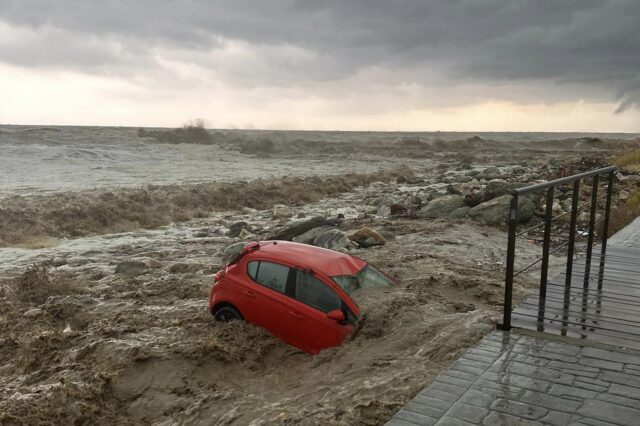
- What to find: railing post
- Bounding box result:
[500,193,519,331]
[565,180,581,289]
[537,187,555,330]
[598,170,615,290]
[584,174,600,289]
[563,179,580,327]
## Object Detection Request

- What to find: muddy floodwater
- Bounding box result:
[0,126,638,424]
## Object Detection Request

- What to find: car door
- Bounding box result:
[242,260,301,347]
[288,269,354,353]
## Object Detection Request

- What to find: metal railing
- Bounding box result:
[499,166,616,330]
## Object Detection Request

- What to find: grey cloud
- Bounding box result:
[0,0,638,110]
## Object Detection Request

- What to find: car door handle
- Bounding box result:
[243,290,256,298]
[289,311,302,319]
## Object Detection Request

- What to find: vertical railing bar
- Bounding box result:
[583,174,599,289]
[565,180,581,290]
[537,187,555,331]
[500,193,519,331]
[562,179,580,336]
[598,170,615,290]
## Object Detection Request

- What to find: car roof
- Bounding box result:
[248,241,367,276]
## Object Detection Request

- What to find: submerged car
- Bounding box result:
[208,240,394,353]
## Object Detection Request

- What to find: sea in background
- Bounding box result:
[1,124,638,198]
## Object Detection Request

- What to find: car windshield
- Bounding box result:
[332,265,393,296]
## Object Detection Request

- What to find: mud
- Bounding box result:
[0,130,636,425]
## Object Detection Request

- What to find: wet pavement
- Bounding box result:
[388,218,640,425]
[388,330,640,426]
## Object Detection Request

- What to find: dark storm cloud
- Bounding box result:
[0,0,638,110]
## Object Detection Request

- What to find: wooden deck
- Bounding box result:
[511,218,640,350]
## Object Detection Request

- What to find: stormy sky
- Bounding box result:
[1,0,639,131]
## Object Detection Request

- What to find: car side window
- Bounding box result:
[295,270,341,313]
[247,261,258,280]
[253,261,288,294]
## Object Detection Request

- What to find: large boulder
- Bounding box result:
[115,261,148,275]
[468,195,534,225]
[348,227,386,248]
[417,195,466,219]
[268,216,333,241]
[227,221,249,237]
[222,241,247,264]
[313,229,355,251]
[449,206,471,219]
[483,179,520,201]
[293,226,336,245]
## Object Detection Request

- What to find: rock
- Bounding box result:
[468,195,534,225]
[348,227,386,248]
[619,190,629,201]
[23,308,44,318]
[293,226,336,245]
[238,228,253,239]
[449,206,471,219]
[313,229,355,251]
[115,261,148,275]
[222,241,247,264]
[377,204,391,218]
[227,221,249,237]
[483,167,501,179]
[464,191,485,207]
[390,203,414,218]
[446,184,462,195]
[133,257,162,269]
[483,179,515,201]
[169,263,203,274]
[268,216,334,241]
[417,195,466,218]
[396,175,408,184]
[552,202,563,214]
[273,204,293,219]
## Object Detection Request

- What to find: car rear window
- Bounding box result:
[251,261,289,293]
[294,271,341,313]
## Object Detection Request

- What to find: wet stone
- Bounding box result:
[580,347,639,365]
[395,409,437,425]
[500,373,552,393]
[413,395,454,411]
[577,399,640,426]
[519,390,582,413]
[482,412,543,426]
[404,402,444,420]
[578,357,623,371]
[457,390,493,409]
[597,392,640,409]
[599,370,640,387]
[436,375,473,390]
[490,398,548,420]
[548,383,598,400]
[445,402,488,424]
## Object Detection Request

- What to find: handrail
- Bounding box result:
[513,166,616,195]
[498,165,616,331]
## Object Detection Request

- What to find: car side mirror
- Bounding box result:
[326,309,345,322]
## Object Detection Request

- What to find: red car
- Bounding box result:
[208,241,393,354]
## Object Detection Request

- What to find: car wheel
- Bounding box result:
[213,305,242,322]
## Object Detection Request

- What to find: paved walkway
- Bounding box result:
[388,218,640,425]
[388,330,640,426]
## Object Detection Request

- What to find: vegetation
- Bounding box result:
[9,262,74,304]
[614,148,640,173]
[608,189,640,235]
[138,119,213,144]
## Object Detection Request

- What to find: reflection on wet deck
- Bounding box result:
[512,245,640,350]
